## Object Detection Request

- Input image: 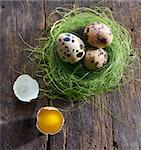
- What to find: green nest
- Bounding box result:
[30,7,135,102]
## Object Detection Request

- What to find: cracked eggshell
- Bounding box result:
[84,48,108,70]
[36,106,65,135]
[13,74,39,102]
[56,33,85,64]
[84,22,113,48]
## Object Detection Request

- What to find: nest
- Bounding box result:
[29,7,135,102]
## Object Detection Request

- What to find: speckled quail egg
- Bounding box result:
[56,33,85,64]
[84,22,113,48]
[84,48,108,70]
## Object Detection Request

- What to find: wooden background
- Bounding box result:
[0,0,141,150]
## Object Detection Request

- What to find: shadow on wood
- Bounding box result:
[0,118,42,149]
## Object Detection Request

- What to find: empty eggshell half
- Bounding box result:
[84,48,108,70]
[56,33,85,64]
[13,74,39,102]
[84,22,113,48]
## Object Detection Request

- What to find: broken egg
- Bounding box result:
[36,106,64,135]
[56,33,85,64]
[13,74,39,102]
[84,48,108,70]
[84,22,113,48]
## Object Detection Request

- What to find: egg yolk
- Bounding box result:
[37,108,64,134]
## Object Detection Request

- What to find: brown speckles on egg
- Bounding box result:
[102,60,107,66]
[84,49,108,70]
[101,38,107,43]
[84,23,113,48]
[104,54,107,58]
[77,52,83,58]
[91,23,96,28]
[97,36,107,44]
[67,54,70,57]
[80,45,83,49]
[86,27,89,33]
[56,33,85,63]
[107,32,112,36]
[98,52,104,56]
[94,62,99,66]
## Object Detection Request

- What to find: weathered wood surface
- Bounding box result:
[0,0,141,150]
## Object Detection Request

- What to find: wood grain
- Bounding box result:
[0,1,47,149]
[0,0,141,150]
[45,1,141,150]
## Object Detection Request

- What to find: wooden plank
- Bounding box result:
[0,0,141,150]
[44,1,141,150]
[0,1,48,149]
